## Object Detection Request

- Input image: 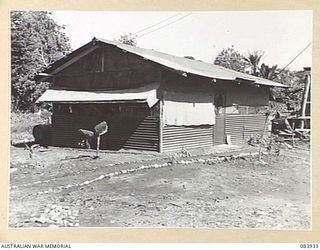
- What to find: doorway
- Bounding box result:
[213,94,226,145]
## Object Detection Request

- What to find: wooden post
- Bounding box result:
[300,70,311,129]
[258,114,269,161]
[159,100,163,153]
[96,135,100,158]
[94,121,108,158]
[101,48,105,73]
[292,121,295,148]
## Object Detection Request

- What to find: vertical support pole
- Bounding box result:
[159,99,163,153]
[292,121,295,148]
[223,91,227,144]
[301,71,311,129]
[96,135,100,158]
[259,114,269,161]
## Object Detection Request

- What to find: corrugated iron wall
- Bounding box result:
[123,117,159,151]
[51,104,160,151]
[161,114,266,152]
[162,125,213,152]
[225,114,267,144]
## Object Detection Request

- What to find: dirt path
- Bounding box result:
[9,145,310,229]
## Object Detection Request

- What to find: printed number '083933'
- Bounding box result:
[300,244,319,248]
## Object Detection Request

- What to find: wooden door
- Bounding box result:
[214,113,225,145]
[213,94,226,145]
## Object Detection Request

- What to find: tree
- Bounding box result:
[271,70,305,114]
[214,46,248,73]
[11,11,71,111]
[244,50,264,76]
[213,46,305,115]
[259,63,278,80]
[117,33,137,46]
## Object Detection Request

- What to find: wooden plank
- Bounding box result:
[101,49,105,73]
[51,45,100,75]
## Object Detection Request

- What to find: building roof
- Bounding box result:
[36,83,159,107]
[42,37,288,88]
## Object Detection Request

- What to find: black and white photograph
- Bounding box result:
[9,10,312,230]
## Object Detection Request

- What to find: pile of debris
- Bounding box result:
[272,112,309,140]
[246,111,310,156]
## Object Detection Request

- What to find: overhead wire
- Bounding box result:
[132,13,182,36]
[136,13,192,39]
[276,42,312,75]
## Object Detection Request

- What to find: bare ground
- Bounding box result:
[9,143,310,229]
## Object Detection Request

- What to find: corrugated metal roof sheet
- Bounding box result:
[36,84,159,107]
[42,37,288,88]
[96,38,287,88]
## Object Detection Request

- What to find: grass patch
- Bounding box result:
[10,112,48,143]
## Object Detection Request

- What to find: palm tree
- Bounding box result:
[244,50,264,76]
[259,63,278,80]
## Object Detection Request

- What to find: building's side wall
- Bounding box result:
[222,83,269,144]
[52,102,160,151]
[160,72,270,150]
[160,72,215,152]
[162,90,215,126]
[53,44,162,90]
[225,114,267,144]
[213,81,270,114]
[225,83,269,107]
[214,82,269,145]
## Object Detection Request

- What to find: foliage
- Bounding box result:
[244,50,264,76]
[10,112,47,143]
[117,33,137,46]
[214,46,306,115]
[271,70,305,114]
[259,63,278,80]
[11,11,71,111]
[214,46,248,73]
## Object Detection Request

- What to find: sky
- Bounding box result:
[51,11,312,71]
